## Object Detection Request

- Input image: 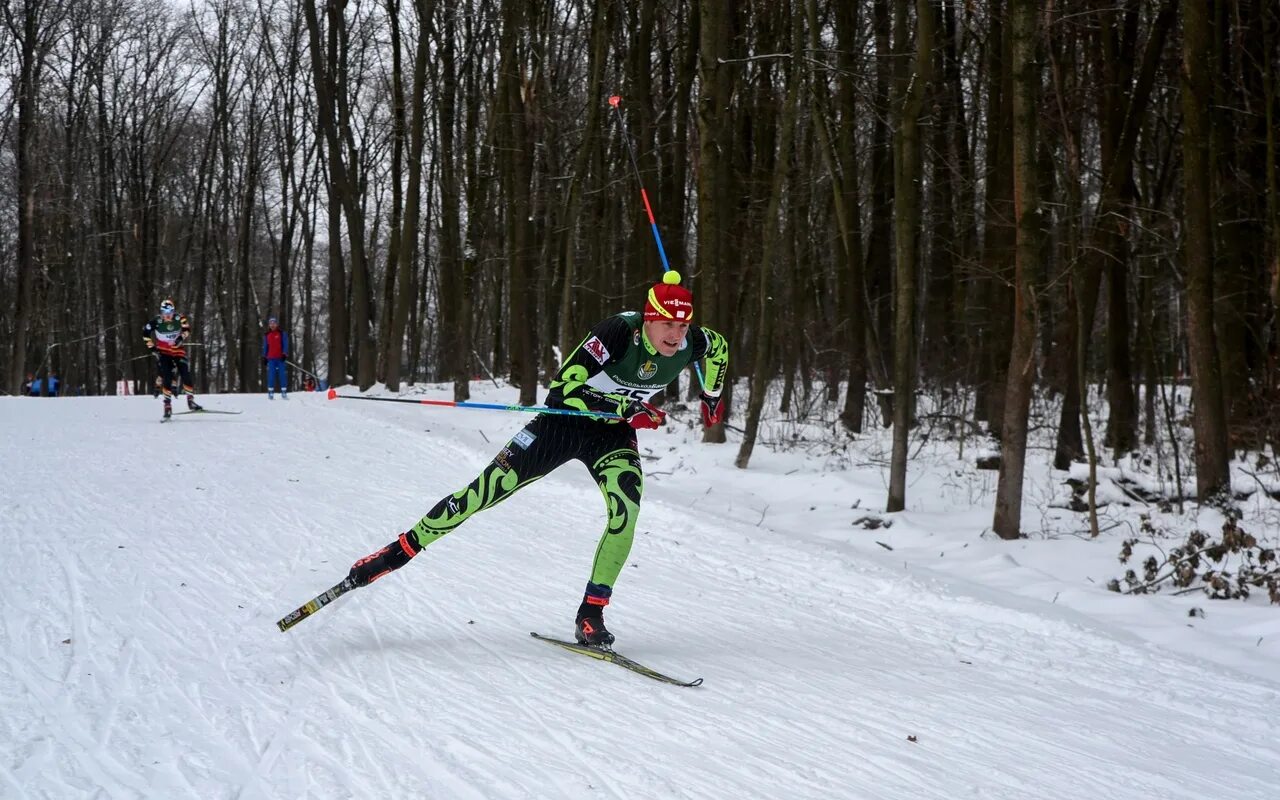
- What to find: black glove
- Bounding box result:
[262,357,268,366]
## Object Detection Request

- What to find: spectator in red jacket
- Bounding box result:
[262,317,290,399]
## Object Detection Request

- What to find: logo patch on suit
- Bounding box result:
[512,430,536,449]
[637,360,658,380]
[583,336,610,365]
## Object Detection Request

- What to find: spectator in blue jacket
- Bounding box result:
[262,317,290,399]
[26,373,59,396]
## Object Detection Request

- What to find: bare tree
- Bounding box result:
[737,0,801,469]
[496,0,537,405]
[1181,0,1230,497]
[886,0,934,512]
[302,0,374,388]
[991,0,1041,539]
[3,0,68,394]
[694,0,737,442]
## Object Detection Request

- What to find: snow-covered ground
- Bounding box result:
[2,385,1278,799]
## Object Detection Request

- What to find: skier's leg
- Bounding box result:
[574,435,642,645]
[348,416,581,586]
[583,447,643,593]
[270,360,284,393]
[177,358,199,408]
[157,354,176,398]
[157,355,175,417]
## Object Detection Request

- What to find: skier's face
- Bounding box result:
[644,320,689,357]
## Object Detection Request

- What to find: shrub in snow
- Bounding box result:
[1108,515,1279,604]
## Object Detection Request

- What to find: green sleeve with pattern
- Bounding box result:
[697,326,729,397]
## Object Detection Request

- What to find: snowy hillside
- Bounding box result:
[2,387,1278,799]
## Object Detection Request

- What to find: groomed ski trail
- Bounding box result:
[1,394,1277,799]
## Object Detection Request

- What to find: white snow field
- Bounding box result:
[2,388,1278,800]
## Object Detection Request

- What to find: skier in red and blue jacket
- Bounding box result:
[262,317,289,399]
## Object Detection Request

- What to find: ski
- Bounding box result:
[529,632,703,687]
[277,577,357,632]
[173,408,242,415]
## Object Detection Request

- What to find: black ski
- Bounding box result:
[277,578,357,632]
[530,632,703,687]
[173,408,242,415]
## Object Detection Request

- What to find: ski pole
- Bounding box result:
[286,359,322,383]
[608,94,706,391]
[326,388,622,420]
[609,94,674,274]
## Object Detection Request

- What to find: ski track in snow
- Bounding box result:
[2,395,1277,799]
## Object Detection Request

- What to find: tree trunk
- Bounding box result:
[886,0,934,513]
[737,1,800,469]
[303,0,373,389]
[696,0,734,443]
[975,1,1014,437]
[379,0,407,389]
[866,0,895,420]
[6,1,56,393]
[498,0,537,405]
[1181,0,1231,498]
[992,0,1041,540]
[823,0,868,433]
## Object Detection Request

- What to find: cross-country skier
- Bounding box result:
[345,270,729,646]
[143,299,202,419]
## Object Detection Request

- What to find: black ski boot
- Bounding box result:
[348,532,422,587]
[187,396,203,412]
[575,599,615,648]
[163,398,172,420]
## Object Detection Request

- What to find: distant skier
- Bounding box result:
[262,317,290,399]
[344,271,729,646]
[143,298,202,419]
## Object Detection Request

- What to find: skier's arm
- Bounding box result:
[142,320,156,351]
[178,314,191,344]
[547,316,635,415]
[282,331,289,357]
[695,326,729,397]
[690,325,730,425]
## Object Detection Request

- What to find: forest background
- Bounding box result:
[2,0,1278,536]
